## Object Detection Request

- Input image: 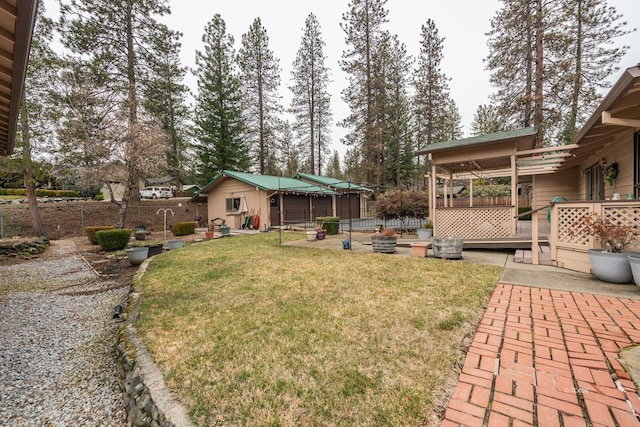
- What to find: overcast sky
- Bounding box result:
[157,1,638,155]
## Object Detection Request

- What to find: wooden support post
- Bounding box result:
[532,211,539,265]
[430,156,436,225]
[511,154,518,236]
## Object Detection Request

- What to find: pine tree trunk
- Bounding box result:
[534,0,544,147]
[567,0,583,144]
[20,101,46,237]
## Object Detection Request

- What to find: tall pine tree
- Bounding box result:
[413,19,451,148]
[194,14,249,181]
[15,3,58,236]
[340,0,389,184]
[142,25,192,184]
[238,18,283,175]
[289,13,332,176]
[486,0,630,146]
[59,0,170,227]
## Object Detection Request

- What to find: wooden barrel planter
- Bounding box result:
[432,237,463,259]
[371,235,397,253]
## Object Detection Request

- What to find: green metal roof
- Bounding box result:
[294,172,370,191]
[414,127,538,156]
[197,170,337,197]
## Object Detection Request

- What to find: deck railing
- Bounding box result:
[434,206,515,239]
[549,201,640,272]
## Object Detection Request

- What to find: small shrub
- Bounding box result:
[317,216,340,235]
[381,228,396,237]
[422,220,433,229]
[94,192,104,201]
[96,229,132,251]
[171,221,196,236]
[85,226,115,244]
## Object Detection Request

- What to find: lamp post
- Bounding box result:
[156,208,174,248]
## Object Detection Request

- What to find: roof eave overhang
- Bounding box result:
[2,0,39,157]
[571,65,640,145]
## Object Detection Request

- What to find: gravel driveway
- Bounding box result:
[0,240,129,426]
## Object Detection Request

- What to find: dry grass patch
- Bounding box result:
[136,232,501,426]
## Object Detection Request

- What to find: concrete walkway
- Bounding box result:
[286,233,640,426]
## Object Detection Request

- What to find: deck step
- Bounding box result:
[514,246,553,265]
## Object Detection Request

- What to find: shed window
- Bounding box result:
[225,197,241,212]
[585,163,604,201]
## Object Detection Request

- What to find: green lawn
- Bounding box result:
[136,232,501,426]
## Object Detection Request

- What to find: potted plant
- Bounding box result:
[316,228,327,240]
[417,221,433,239]
[126,246,149,266]
[572,212,640,283]
[371,228,397,253]
[603,162,618,186]
[432,236,464,259]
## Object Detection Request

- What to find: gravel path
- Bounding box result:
[0,240,129,426]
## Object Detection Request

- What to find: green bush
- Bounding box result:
[0,188,80,197]
[171,221,196,236]
[317,216,340,235]
[518,206,532,221]
[94,192,104,201]
[85,226,115,244]
[96,229,132,251]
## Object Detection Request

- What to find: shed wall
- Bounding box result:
[206,180,269,229]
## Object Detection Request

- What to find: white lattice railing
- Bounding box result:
[550,201,640,272]
[435,206,514,239]
[552,202,640,249]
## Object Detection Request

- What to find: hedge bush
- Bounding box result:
[96,229,132,251]
[85,226,115,244]
[518,206,532,221]
[317,216,340,235]
[171,221,196,236]
[0,188,81,197]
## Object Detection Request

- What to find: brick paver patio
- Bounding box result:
[441,284,640,426]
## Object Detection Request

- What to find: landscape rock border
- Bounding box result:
[116,258,194,427]
[0,236,49,260]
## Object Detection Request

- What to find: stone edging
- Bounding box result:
[116,258,194,427]
[0,237,49,259]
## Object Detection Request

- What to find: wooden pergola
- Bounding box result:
[415,127,578,240]
[0,0,39,157]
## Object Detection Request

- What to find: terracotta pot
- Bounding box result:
[411,242,429,257]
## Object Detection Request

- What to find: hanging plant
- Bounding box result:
[603,162,618,185]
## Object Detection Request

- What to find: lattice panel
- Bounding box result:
[436,208,512,239]
[603,206,640,228]
[556,207,591,245]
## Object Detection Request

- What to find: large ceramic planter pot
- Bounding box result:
[411,242,429,257]
[167,239,184,250]
[126,247,149,266]
[372,235,397,253]
[629,256,640,287]
[220,226,231,237]
[588,249,632,283]
[306,231,318,241]
[432,236,463,259]
[316,230,326,240]
[417,229,433,240]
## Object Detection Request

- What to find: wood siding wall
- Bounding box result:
[575,129,634,200]
[207,180,269,229]
[532,167,581,222]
